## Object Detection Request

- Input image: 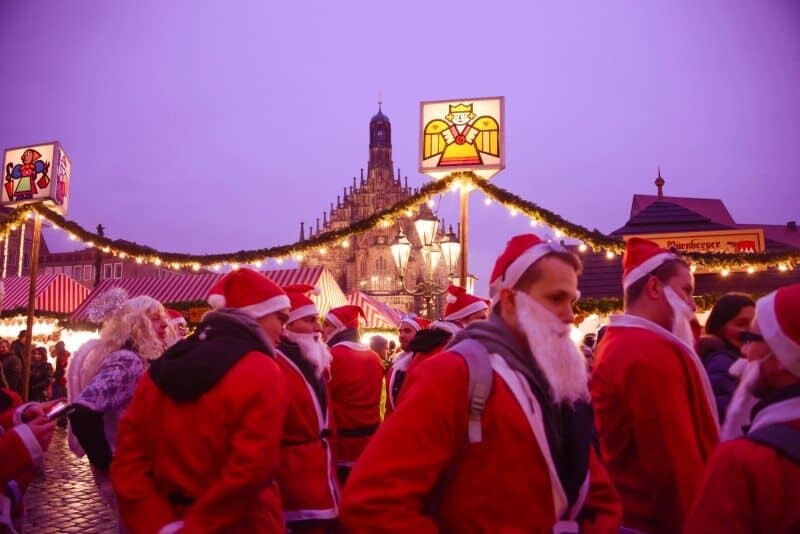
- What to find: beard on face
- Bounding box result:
[720,356,764,441]
[515,292,589,405]
[284,330,333,379]
[664,287,696,348]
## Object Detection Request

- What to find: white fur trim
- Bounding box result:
[430,320,461,336]
[207,294,225,308]
[333,341,370,351]
[12,424,44,471]
[238,294,291,318]
[169,317,187,326]
[288,304,319,324]
[443,299,488,322]
[622,251,677,290]
[757,292,800,377]
[400,317,423,331]
[749,397,800,432]
[12,402,36,426]
[158,521,185,534]
[284,508,339,522]
[490,354,569,518]
[490,243,559,299]
[326,312,346,331]
[387,352,414,410]
[609,314,720,432]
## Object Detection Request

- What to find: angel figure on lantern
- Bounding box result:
[4,148,50,201]
[423,102,499,167]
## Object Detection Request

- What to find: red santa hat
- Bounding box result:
[165,308,186,326]
[622,237,680,290]
[207,268,290,318]
[400,313,431,332]
[756,283,800,377]
[443,285,489,322]
[284,284,320,323]
[326,305,366,331]
[489,233,565,300]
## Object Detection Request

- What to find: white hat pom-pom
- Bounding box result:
[208,294,226,309]
[446,293,458,304]
[311,285,321,296]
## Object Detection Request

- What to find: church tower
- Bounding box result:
[300,103,447,316]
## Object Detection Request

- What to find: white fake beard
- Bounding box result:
[664,287,696,348]
[720,356,766,441]
[515,292,589,405]
[284,330,332,379]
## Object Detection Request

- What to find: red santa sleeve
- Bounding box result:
[340,354,467,534]
[624,350,709,528]
[580,448,622,533]
[683,441,753,534]
[111,377,178,532]
[0,428,38,483]
[180,355,288,532]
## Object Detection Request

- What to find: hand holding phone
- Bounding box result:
[45,401,75,420]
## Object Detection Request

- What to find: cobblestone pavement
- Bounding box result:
[24,426,118,533]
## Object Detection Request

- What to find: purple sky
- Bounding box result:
[1,0,798,293]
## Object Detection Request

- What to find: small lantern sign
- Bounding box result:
[419,96,505,180]
[3,141,71,215]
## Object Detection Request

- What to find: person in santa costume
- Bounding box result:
[0,388,57,532]
[341,234,622,533]
[276,284,340,532]
[385,313,432,417]
[111,268,290,533]
[322,305,383,485]
[685,283,800,533]
[442,284,489,326]
[165,308,189,339]
[590,237,719,534]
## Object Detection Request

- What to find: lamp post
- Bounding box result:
[390,224,461,319]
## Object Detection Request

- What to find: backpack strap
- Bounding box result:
[448,339,493,443]
[746,423,800,465]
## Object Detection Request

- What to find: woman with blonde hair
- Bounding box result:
[68,295,175,507]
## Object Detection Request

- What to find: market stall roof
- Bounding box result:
[2,274,90,314]
[347,291,404,330]
[70,267,347,322]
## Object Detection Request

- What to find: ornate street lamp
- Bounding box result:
[391,224,461,319]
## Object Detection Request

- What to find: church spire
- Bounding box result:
[655,166,666,199]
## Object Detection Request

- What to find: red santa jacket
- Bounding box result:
[341,351,622,533]
[275,343,340,523]
[328,341,383,467]
[111,351,288,533]
[385,345,446,417]
[685,389,800,533]
[0,389,39,528]
[591,314,719,534]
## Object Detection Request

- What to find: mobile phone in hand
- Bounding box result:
[45,401,75,420]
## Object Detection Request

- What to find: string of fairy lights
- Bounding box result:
[0,172,796,278]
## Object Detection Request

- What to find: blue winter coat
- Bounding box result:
[698,335,742,423]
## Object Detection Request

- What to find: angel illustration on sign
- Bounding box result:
[423,103,499,167]
[4,149,50,201]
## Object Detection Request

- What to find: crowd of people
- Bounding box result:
[1,233,799,533]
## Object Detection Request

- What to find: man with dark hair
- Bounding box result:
[591,238,719,534]
[341,234,621,532]
[0,339,22,397]
[322,305,383,484]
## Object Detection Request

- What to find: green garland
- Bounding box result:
[0,172,796,272]
[575,294,733,316]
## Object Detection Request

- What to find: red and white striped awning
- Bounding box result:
[347,292,405,330]
[263,267,347,316]
[70,267,347,322]
[2,274,91,314]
